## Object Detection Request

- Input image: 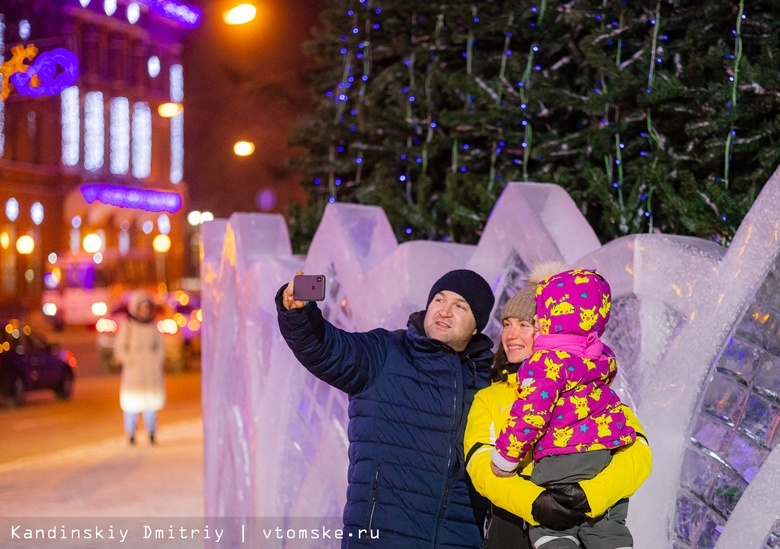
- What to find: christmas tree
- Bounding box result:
[288,0,780,252]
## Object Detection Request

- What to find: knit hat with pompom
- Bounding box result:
[501,260,568,322]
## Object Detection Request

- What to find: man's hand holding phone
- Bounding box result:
[283,270,327,310]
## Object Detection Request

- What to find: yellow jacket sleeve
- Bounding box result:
[465,381,652,524]
[579,404,653,517]
[465,382,543,524]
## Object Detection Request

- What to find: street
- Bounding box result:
[0,325,203,465]
[0,371,202,465]
[0,324,205,532]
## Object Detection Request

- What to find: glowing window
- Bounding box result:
[104,0,117,16]
[157,214,171,235]
[110,97,130,175]
[127,2,141,24]
[31,202,44,225]
[19,20,31,40]
[5,198,19,222]
[119,231,130,255]
[170,64,183,102]
[61,86,80,166]
[169,64,184,184]
[132,102,152,179]
[148,56,160,78]
[0,102,5,158]
[84,91,105,171]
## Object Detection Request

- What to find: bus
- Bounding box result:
[41,250,159,326]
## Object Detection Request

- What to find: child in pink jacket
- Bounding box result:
[492,268,636,548]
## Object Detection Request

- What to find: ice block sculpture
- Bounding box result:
[201,169,780,549]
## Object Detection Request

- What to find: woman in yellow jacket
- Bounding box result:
[465,269,652,548]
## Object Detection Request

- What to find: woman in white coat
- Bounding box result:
[114,291,166,445]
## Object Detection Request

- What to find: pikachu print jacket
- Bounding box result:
[492,269,636,470]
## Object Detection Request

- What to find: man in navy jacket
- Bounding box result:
[277,269,496,547]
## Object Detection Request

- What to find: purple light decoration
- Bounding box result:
[81,184,182,213]
[10,48,79,98]
[135,0,202,28]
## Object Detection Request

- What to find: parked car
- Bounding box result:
[0,320,77,407]
[96,290,202,372]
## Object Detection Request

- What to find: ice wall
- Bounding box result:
[201,173,780,548]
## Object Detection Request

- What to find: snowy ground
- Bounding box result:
[0,418,205,548]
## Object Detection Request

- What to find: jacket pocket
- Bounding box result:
[368,463,382,531]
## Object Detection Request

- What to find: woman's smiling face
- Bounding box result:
[501,317,537,364]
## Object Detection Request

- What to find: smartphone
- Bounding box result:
[293,274,326,301]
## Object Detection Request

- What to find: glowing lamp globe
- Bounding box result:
[233,141,255,157]
[16,235,35,255]
[222,4,257,25]
[153,234,171,253]
[83,233,102,254]
[158,102,183,118]
[91,302,108,316]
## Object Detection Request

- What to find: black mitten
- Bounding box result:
[531,488,588,531]
[548,483,591,514]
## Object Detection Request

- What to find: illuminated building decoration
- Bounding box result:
[1,45,79,100]
[110,97,130,175]
[61,86,80,166]
[84,91,105,171]
[0,44,37,100]
[132,102,152,178]
[80,184,183,214]
[10,48,80,98]
[135,0,201,28]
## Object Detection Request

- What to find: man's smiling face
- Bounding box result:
[423,290,477,352]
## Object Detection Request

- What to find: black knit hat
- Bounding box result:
[426,269,495,332]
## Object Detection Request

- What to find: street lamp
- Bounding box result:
[222,3,257,25]
[153,234,172,253]
[15,235,36,312]
[83,233,102,254]
[16,235,34,255]
[233,140,255,156]
[153,234,172,288]
[158,102,183,118]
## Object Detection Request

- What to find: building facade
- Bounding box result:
[0,0,200,320]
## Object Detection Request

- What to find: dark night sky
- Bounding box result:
[182,0,325,218]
